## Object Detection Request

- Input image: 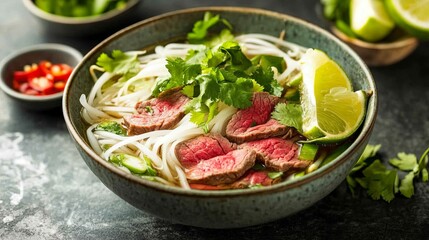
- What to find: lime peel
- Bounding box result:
[350,0,395,42]
[385,0,429,39]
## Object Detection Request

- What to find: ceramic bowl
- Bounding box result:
[22,0,142,36]
[63,7,378,228]
[331,27,419,67]
[0,43,82,111]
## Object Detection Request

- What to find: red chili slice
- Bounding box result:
[13,60,73,96]
[29,76,54,94]
[54,81,66,91]
[39,61,72,82]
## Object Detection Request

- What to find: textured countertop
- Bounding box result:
[1,0,429,239]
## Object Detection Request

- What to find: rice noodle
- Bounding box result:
[81,32,307,188]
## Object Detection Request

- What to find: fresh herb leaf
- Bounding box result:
[206,29,235,48]
[389,152,417,171]
[97,50,139,74]
[348,145,429,202]
[152,57,201,96]
[399,172,415,198]
[358,160,398,202]
[219,78,254,109]
[251,66,283,97]
[219,41,252,70]
[351,144,381,174]
[272,103,303,132]
[187,12,233,44]
[95,121,126,136]
[187,99,218,132]
[96,50,141,81]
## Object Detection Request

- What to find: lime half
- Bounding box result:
[300,49,367,143]
[350,0,395,42]
[386,0,429,39]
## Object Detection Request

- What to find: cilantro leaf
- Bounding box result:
[187,12,232,45]
[272,103,303,132]
[399,172,415,198]
[219,78,254,109]
[187,99,218,132]
[389,152,417,171]
[251,66,283,97]
[359,160,398,202]
[96,50,141,78]
[95,121,126,136]
[350,144,381,175]
[152,57,201,96]
[219,41,252,70]
[348,145,429,202]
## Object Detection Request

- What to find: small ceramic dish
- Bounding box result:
[22,0,142,36]
[0,43,83,111]
[331,27,419,67]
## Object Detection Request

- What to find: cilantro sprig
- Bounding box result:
[347,145,429,202]
[187,12,233,45]
[152,13,284,131]
[96,50,141,81]
[272,103,303,133]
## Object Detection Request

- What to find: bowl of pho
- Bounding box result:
[63,7,377,228]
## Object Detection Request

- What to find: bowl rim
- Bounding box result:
[0,43,83,101]
[22,0,141,25]
[63,6,378,198]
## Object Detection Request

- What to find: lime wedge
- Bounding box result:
[300,49,367,143]
[386,0,429,39]
[350,0,395,42]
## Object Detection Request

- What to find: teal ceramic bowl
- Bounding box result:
[63,7,377,229]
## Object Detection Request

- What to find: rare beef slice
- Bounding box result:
[123,91,189,135]
[186,148,257,185]
[175,133,236,168]
[225,92,289,143]
[240,137,309,172]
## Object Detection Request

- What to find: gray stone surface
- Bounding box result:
[1,0,428,239]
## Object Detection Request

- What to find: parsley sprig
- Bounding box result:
[347,145,429,202]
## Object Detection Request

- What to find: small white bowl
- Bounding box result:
[22,0,142,36]
[0,43,83,111]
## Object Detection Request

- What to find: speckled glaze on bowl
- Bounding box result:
[63,7,377,229]
[22,0,142,36]
[0,43,82,111]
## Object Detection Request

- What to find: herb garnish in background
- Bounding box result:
[35,0,130,17]
[347,145,429,202]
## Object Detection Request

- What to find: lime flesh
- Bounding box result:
[300,49,367,143]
